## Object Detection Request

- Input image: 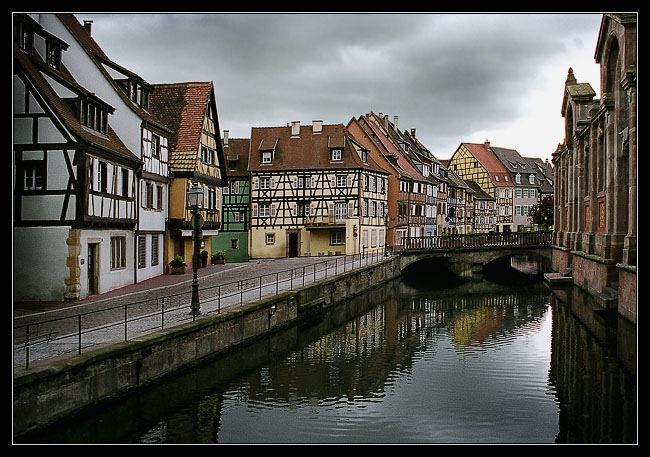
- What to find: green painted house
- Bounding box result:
[212,133,251,262]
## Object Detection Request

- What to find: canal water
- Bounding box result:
[20,259,636,444]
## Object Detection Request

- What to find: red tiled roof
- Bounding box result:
[222,138,251,177]
[248,123,388,174]
[462,142,512,186]
[149,82,213,171]
[357,114,424,182]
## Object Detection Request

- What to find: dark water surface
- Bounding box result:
[20,268,636,444]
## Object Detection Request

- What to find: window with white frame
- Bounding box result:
[23,161,43,190]
[111,236,127,270]
[331,149,342,161]
[261,151,272,164]
[330,231,344,245]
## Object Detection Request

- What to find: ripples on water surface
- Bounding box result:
[23,275,636,444]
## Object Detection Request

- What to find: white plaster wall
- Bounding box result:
[13,226,69,301]
[79,229,134,298]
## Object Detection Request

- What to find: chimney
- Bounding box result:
[384,114,389,130]
[223,130,229,147]
[484,139,490,149]
[411,128,416,137]
[394,115,398,130]
[291,121,300,137]
[83,20,93,36]
[313,120,323,134]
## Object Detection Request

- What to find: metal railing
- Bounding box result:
[401,230,552,250]
[13,249,389,369]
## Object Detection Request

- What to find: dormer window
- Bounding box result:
[261,151,272,164]
[515,173,521,184]
[15,19,34,53]
[529,174,535,184]
[79,99,108,134]
[46,41,62,69]
[331,149,342,161]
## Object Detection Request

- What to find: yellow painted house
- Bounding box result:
[149,82,227,268]
[248,121,390,258]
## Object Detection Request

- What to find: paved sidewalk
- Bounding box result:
[13,254,387,368]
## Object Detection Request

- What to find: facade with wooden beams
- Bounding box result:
[465,181,496,233]
[248,121,389,258]
[40,13,173,284]
[552,14,636,322]
[446,168,475,234]
[149,82,227,269]
[448,141,514,232]
[348,113,429,249]
[212,132,251,262]
[13,14,141,301]
[382,118,442,237]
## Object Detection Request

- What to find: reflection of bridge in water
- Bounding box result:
[398,231,552,279]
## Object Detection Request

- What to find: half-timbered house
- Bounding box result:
[149,82,227,268]
[348,113,427,249]
[213,132,251,262]
[40,13,173,283]
[248,121,389,258]
[448,141,514,232]
[13,14,141,301]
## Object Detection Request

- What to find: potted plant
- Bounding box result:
[201,250,209,268]
[170,255,186,274]
[212,250,226,265]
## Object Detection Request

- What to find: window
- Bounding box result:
[529,174,535,184]
[259,177,271,189]
[259,203,271,218]
[265,233,275,244]
[111,236,127,269]
[151,235,159,266]
[46,41,62,70]
[336,175,347,188]
[261,152,272,164]
[331,149,342,161]
[330,231,344,245]
[231,239,239,249]
[495,175,500,182]
[121,168,129,197]
[98,161,108,192]
[335,202,348,220]
[138,236,146,269]
[152,134,160,158]
[515,173,521,184]
[23,161,43,190]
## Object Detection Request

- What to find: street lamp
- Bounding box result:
[188,182,203,317]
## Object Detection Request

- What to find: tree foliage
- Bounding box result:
[527,195,554,228]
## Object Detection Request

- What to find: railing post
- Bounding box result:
[161,297,165,330]
[78,314,82,354]
[124,305,128,341]
[25,324,30,370]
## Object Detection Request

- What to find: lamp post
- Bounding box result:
[188,182,203,317]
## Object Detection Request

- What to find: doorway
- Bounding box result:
[87,243,99,296]
[288,232,299,257]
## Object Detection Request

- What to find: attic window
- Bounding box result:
[46,41,62,70]
[16,20,34,53]
[529,174,535,184]
[331,149,342,161]
[79,99,108,134]
[261,151,272,164]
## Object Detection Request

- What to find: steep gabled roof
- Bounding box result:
[461,142,511,186]
[247,122,388,175]
[149,82,217,172]
[14,41,138,163]
[55,13,170,133]
[357,114,425,182]
[222,137,251,178]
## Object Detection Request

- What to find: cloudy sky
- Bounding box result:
[75,13,604,162]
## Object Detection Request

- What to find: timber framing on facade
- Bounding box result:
[248,121,389,258]
[149,81,227,266]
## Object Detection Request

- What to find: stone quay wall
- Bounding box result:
[13,257,400,437]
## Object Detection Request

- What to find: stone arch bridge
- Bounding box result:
[397,231,552,277]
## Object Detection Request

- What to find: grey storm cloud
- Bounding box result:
[80,12,602,159]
